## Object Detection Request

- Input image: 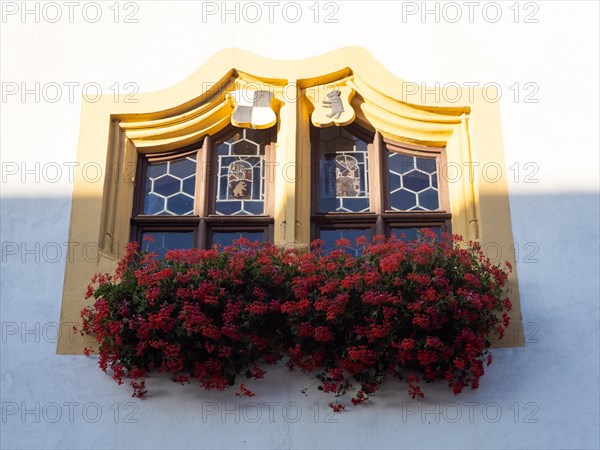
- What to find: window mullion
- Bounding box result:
[195,134,211,217]
[371,131,386,237]
[369,130,383,216]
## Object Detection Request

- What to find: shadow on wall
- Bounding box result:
[1,190,598,345]
[0,193,599,449]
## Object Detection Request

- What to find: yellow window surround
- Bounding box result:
[58,47,523,354]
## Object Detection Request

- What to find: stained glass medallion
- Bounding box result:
[319,127,370,213]
[215,128,266,215]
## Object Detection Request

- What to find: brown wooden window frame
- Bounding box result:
[130,126,277,250]
[310,124,452,242]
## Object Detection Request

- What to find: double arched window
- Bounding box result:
[131,122,449,256]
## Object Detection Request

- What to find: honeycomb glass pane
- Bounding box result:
[167,194,194,215]
[147,163,167,179]
[141,231,194,259]
[214,128,268,216]
[170,158,196,178]
[144,194,165,215]
[231,140,259,155]
[403,170,430,192]
[390,189,417,210]
[154,175,180,197]
[388,153,414,175]
[318,127,370,213]
[388,152,440,211]
[418,188,440,210]
[143,155,197,215]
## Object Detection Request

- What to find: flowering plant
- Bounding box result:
[80,231,512,408]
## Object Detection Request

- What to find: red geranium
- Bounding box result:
[80,232,512,408]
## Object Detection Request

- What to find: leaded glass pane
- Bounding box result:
[215,128,266,215]
[320,228,371,256]
[318,127,370,213]
[390,227,442,242]
[143,155,196,215]
[141,232,194,259]
[388,153,439,211]
[212,231,265,248]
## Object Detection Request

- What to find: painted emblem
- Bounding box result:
[308,85,355,127]
[324,90,345,119]
[228,89,277,129]
[227,161,253,199]
[335,154,360,196]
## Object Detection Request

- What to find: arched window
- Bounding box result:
[311,124,450,253]
[130,126,276,254]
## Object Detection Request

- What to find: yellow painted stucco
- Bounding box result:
[57,47,523,354]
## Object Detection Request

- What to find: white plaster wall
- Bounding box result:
[1,1,598,449]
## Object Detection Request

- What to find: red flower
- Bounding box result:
[453,357,466,370]
[351,390,369,405]
[335,238,351,248]
[81,234,511,405]
[329,403,345,413]
[401,338,415,351]
[313,326,334,343]
[236,383,255,398]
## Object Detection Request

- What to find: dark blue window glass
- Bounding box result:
[389,227,442,242]
[141,232,194,259]
[319,228,371,257]
[212,231,265,248]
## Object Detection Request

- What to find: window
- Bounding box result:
[311,124,451,252]
[130,126,276,252]
[59,48,523,354]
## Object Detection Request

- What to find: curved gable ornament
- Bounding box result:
[58,47,523,355]
[111,47,471,151]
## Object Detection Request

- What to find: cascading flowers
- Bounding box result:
[80,231,512,409]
